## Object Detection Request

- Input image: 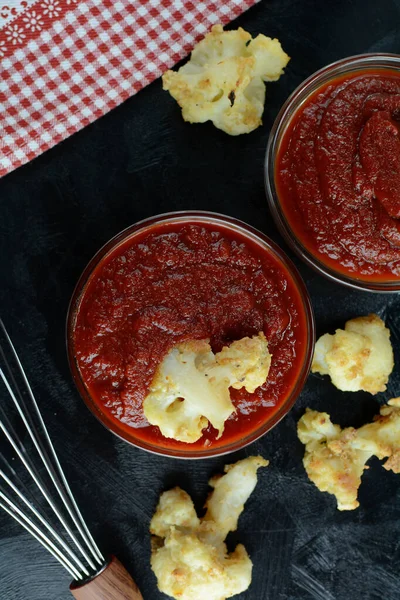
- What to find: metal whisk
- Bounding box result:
[0,320,143,600]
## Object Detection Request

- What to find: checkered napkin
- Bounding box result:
[0,0,259,178]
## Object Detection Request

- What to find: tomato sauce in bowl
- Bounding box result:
[67,212,314,458]
[266,54,400,292]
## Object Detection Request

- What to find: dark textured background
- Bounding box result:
[1,0,400,598]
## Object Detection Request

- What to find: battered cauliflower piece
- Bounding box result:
[311,314,394,394]
[298,398,400,510]
[150,488,200,539]
[150,456,268,600]
[162,24,290,135]
[202,455,269,546]
[143,333,271,443]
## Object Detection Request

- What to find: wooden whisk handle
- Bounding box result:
[70,556,144,600]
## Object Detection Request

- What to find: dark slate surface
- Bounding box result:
[1,0,400,598]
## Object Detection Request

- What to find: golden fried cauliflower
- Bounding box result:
[150,456,268,600]
[162,24,290,135]
[298,398,400,510]
[312,314,394,394]
[143,333,271,443]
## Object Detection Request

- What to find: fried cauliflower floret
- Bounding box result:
[298,398,400,510]
[162,24,290,135]
[298,410,368,511]
[150,488,200,539]
[202,456,269,545]
[311,314,394,394]
[207,333,271,395]
[355,397,400,473]
[143,333,271,443]
[150,456,268,600]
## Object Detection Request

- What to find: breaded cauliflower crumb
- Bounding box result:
[143,332,271,443]
[150,456,268,600]
[298,398,400,510]
[162,24,290,135]
[311,314,394,394]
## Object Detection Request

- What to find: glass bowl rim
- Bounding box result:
[66,210,316,459]
[265,52,400,293]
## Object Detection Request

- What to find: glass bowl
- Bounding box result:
[66,211,315,459]
[265,54,400,293]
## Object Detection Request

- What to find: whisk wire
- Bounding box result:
[0,497,81,580]
[0,325,104,564]
[0,320,106,580]
[0,466,90,576]
[0,325,104,565]
[0,386,96,572]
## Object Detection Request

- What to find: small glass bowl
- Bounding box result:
[265,54,400,293]
[66,211,315,459]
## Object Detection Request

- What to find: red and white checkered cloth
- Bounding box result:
[0,0,259,178]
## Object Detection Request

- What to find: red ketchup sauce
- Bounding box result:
[276,70,400,281]
[72,221,308,450]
